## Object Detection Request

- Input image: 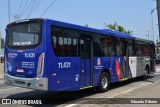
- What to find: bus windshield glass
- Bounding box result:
[7,22,41,49]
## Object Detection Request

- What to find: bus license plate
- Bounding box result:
[16,69,24,73]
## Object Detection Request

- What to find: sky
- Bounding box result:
[0,0,158,42]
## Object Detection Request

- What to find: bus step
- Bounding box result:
[80,86,93,90]
[120,78,128,81]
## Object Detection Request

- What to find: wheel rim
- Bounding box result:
[144,69,148,77]
[101,76,108,89]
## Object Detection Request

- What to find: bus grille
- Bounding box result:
[14,80,25,85]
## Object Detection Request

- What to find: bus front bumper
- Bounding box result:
[4,74,48,91]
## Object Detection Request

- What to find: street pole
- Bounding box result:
[151,8,156,42]
[8,0,10,23]
[147,31,150,40]
[157,0,160,41]
[0,29,1,49]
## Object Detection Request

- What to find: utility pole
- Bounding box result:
[8,0,10,23]
[147,31,150,40]
[151,8,156,42]
[0,29,1,49]
[157,0,160,41]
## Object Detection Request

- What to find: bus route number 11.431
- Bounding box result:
[58,62,71,68]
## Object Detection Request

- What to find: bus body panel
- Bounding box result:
[47,57,81,91]
[93,57,112,86]
[5,47,42,78]
[129,56,152,78]
[4,19,155,91]
[4,19,49,90]
[46,21,81,91]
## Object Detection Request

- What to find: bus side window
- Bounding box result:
[51,26,79,56]
[110,38,116,56]
[128,40,133,56]
[142,43,149,56]
[80,39,85,58]
[58,37,64,56]
[101,37,109,56]
[94,35,104,56]
[117,39,126,56]
[134,41,142,56]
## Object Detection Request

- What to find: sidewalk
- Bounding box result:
[0,63,4,76]
[156,66,160,73]
[119,82,160,98]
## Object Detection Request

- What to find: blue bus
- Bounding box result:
[4,18,155,92]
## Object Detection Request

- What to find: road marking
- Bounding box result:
[0,87,21,92]
[0,75,4,78]
[65,104,77,107]
[0,81,4,83]
[154,72,160,74]
[108,82,153,98]
[65,82,153,106]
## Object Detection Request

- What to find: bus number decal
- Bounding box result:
[58,62,71,69]
[24,53,35,58]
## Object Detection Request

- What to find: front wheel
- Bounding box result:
[143,67,149,79]
[98,72,110,92]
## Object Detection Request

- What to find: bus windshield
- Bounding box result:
[7,22,41,49]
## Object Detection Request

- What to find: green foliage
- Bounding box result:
[107,22,117,30]
[117,25,126,32]
[1,38,4,49]
[106,22,133,35]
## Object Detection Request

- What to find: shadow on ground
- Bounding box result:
[6,76,154,107]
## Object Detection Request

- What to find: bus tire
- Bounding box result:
[98,72,110,92]
[143,67,149,79]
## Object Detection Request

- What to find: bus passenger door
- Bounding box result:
[150,44,155,72]
[125,41,130,78]
[80,35,93,88]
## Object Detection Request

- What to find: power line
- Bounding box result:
[28,0,42,18]
[21,0,34,18]
[16,0,23,15]
[19,0,29,19]
[39,0,57,17]
[24,0,36,18]
[26,0,37,18]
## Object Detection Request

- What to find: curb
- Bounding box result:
[0,75,4,78]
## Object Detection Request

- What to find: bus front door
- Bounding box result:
[80,35,93,88]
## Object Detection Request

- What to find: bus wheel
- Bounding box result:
[143,67,149,79]
[98,72,110,92]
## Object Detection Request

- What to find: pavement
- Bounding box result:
[0,62,4,76]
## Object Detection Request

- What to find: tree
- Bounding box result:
[106,22,133,35]
[107,22,117,30]
[127,30,133,35]
[1,38,4,49]
[117,25,126,33]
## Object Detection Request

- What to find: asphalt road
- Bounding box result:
[0,64,160,107]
